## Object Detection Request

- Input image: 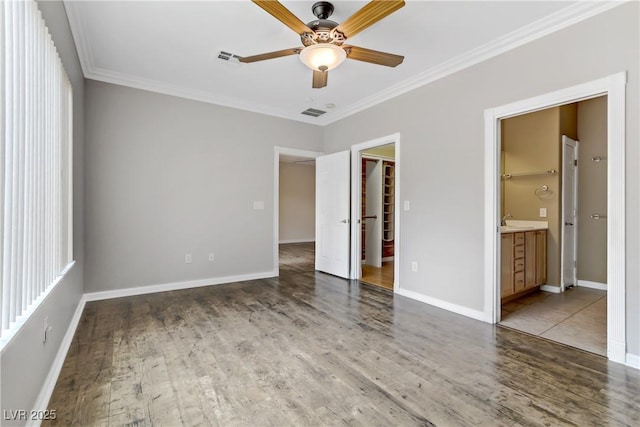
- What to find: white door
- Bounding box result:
[561,135,579,291]
[315,150,351,278]
[364,159,383,267]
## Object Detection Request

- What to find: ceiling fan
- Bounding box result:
[240,0,405,89]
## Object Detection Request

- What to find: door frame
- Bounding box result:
[560,136,579,292]
[362,158,383,268]
[483,72,627,364]
[273,146,324,275]
[350,133,401,289]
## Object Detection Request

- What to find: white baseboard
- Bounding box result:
[577,280,607,291]
[279,239,315,244]
[85,271,277,302]
[540,285,562,293]
[28,295,87,427]
[626,353,640,369]
[394,287,489,322]
[382,256,394,262]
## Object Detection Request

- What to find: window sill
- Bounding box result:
[0,260,76,354]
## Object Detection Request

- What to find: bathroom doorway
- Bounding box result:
[496,96,609,356]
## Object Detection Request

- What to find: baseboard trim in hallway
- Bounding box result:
[84,271,277,302]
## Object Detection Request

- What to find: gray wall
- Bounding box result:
[577,96,608,284]
[322,3,639,355]
[84,81,322,292]
[1,1,85,424]
[279,162,315,243]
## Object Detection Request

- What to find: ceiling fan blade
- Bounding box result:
[344,45,404,67]
[335,0,405,39]
[239,47,301,63]
[312,70,328,89]
[252,0,314,35]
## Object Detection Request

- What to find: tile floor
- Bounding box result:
[500,286,607,356]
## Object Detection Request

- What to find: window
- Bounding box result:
[1,0,73,343]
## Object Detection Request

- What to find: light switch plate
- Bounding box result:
[253,201,265,210]
[539,207,547,218]
[403,200,410,211]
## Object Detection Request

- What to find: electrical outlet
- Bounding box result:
[539,208,547,218]
[208,253,215,262]
[411,261,418,272]
[403,200,410,211]
[185,254,192,264]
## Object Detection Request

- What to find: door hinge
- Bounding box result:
[574,159,578,166]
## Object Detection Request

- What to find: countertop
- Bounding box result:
[500,220,548,233]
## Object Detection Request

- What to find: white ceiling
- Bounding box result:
[63,1,615,125]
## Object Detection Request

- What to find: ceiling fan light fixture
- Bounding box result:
[299,43,346,72]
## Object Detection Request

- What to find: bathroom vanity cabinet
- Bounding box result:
[501,229,547,301]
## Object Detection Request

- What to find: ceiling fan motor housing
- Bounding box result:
[301,1,346,47]
[312,1,334,19]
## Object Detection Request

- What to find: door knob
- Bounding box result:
[340,219,349,224]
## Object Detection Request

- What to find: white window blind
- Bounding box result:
[1,0,73,340]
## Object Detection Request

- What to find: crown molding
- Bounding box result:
[84,66,322,125]
[316,0,627,125]
[63,0,95,77]
[63,0,626,127]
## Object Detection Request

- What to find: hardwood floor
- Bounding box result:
[501,287,607,356]
[361,262,394,290]
[44,246,639,426]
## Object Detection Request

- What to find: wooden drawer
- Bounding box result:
[514,232,525,245]
[514,245,525,259]
[514,271,525,291]
[514,258,525,273]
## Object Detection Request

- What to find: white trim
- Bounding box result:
[274,147,324,275]
[84,271,276,302]
[484,72,627,365]
[91,67,323,125]
[540,285,562,294]
[64,0,624,126]
[350,133,400,290]
[382,256,394,263]
[626,353,640,370]
[279,238,315,244]
[577,280,607,291]
[28,295,87,427]
[395,288,489,322]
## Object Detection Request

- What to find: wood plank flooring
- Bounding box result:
[43,244,640,426]
[361,262,394,290]
[501,287,607,356]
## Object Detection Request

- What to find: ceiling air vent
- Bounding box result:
[217,51,242,62]
[301,108,326,117]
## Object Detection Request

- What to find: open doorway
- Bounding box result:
[350,134,400,291]
[274,147,323,275]
[497,97,608,356]
[485,73,627,363]
[360,145,396,290]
